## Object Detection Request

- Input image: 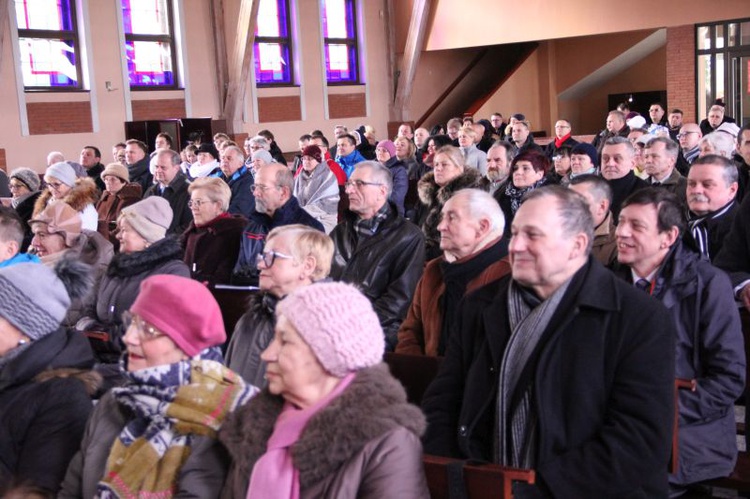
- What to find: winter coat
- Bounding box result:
[384,157,408,217]
[41,230,114,329]
[223,167,256,219]
[712,195,750,287]
[33,177,100,230]
[0,328,99,493]
[85,162,106,192]
[95,183,142,247]
[460,144,487,175]
[293,163,340,234]
[330,203,425,351]
[416,169,485,261]
[608,170,648,220]
[510,135,544,158]
[232,197,324,286]
[219,364,429,498]
[127,157,153,194]
[396,241,511,357]
[544,136,579,159]
[335,150,366,178]
[58,390,229,498]
[422,258,676,498]
[182,213,247,286]
[144,172,193,235]
[615,241,746,485]
[592,211,618,267]
[76,236,189,363]
[224,292,277,388]
[12,190,41,252]
[592,126,631,155]
[687,200,738,263]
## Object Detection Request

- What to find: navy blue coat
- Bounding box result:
[232,196,324,285]
[422,258,676,498]
[223,167,255,219]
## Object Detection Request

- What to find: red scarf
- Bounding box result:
[554,133,571,148]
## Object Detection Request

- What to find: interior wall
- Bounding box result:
[0,0,391,172]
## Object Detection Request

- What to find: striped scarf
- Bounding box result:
[96,349,257,498]
[495,279,570,468]
[688,201,735,260]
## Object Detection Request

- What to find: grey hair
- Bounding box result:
[691,154,739,187]
[354,161,393,197]
[156,148,181,166]
[700,132,735,159]
[568,174,613,206]
[249,136,270,151]
[449,188,505,235]
[644,136,679,160]
[603,136,635,157]
[488,140,514,163]
[523,185,594,254]
[223,145,245,161]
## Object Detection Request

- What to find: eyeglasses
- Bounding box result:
[8,182,26,190]
[251,184,277,193]
[250,145,263,151]
[46,181,64,190]
[256,250,293,268]
[344,179,384,190]
[188,199,213,208]
[122,311,164,341]
[554,125,571,129]
[676,132,698,138]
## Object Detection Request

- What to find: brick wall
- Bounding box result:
[131,99,186,121]
[0,149,6,172]
[666,25,696,121]
[258,96,302,123]
[329,93,366,119]
[27,102,93,135]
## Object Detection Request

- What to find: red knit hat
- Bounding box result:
[130,275,226,356]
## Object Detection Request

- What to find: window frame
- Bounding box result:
[121,0,180,90]
[254,0,295,87]
[15,0,85,92]
[321,0,360,85]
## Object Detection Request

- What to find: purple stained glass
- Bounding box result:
[122,0,170,36]
[322,0,355,39]
[256,0,288,38]
[125,40,174,87]
[254,42,291,85]
[325,43,357,83]
[19,37,78,87]
[15,0,74,31]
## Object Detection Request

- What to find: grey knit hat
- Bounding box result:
[9,167,40,192]
[0,258,93,340]
[119,197,173,243]
[251,149,274,164]
[45,162,77,187]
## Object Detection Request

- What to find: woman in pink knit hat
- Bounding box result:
[220,281,429,498]
[60,275,256,497]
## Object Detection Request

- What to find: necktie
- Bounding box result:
[635,279,651,292]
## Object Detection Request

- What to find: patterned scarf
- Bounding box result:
[495,279,570,468]
[96,347,257,498]
[504,177,547,215]
[688,200,735,259]
[353,202,390,238]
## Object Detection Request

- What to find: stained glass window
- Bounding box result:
[321,0,358,84]
[15,0,82,89]
[254,0,293,85]
[121,0,176,88]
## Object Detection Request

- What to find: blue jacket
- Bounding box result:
[232,196,324,285]
[335,150,366,178]
[0,252,40,268]
[619,241,746,485]
[223,167,256,219]
[385,157,408,217]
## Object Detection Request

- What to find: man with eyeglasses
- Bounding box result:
[329,161,425,351]
[232,163,323,286]
[677,123,703,166]
[544,119,578,160]
[143,149,192,235]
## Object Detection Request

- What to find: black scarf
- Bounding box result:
[438,238,504,355]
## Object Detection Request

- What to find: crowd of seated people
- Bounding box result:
[0,105,749,497]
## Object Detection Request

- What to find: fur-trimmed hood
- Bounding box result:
[33,177,100,217]
[106,236,184,278]
[219,363,426,490]
[417,168,484,207]
[34,367,102,396]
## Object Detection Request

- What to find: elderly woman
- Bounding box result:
[375,140,408,217]
[0,260,98,494]
[76,197,188,364]
[8,167,42,251]
[220,282,429,497]
[30,203,113,327]
[551,146,573,186]
[95,162,142,247]
[292,145,340,233]
[457,125,488,175]
[495,150,550,236]
[416,145,483,260]
[182,177,246,286]
[60,275,256,497]
[34,161,99,230]
[225,224,333,387]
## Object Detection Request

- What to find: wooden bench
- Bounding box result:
[423,454,535,499]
